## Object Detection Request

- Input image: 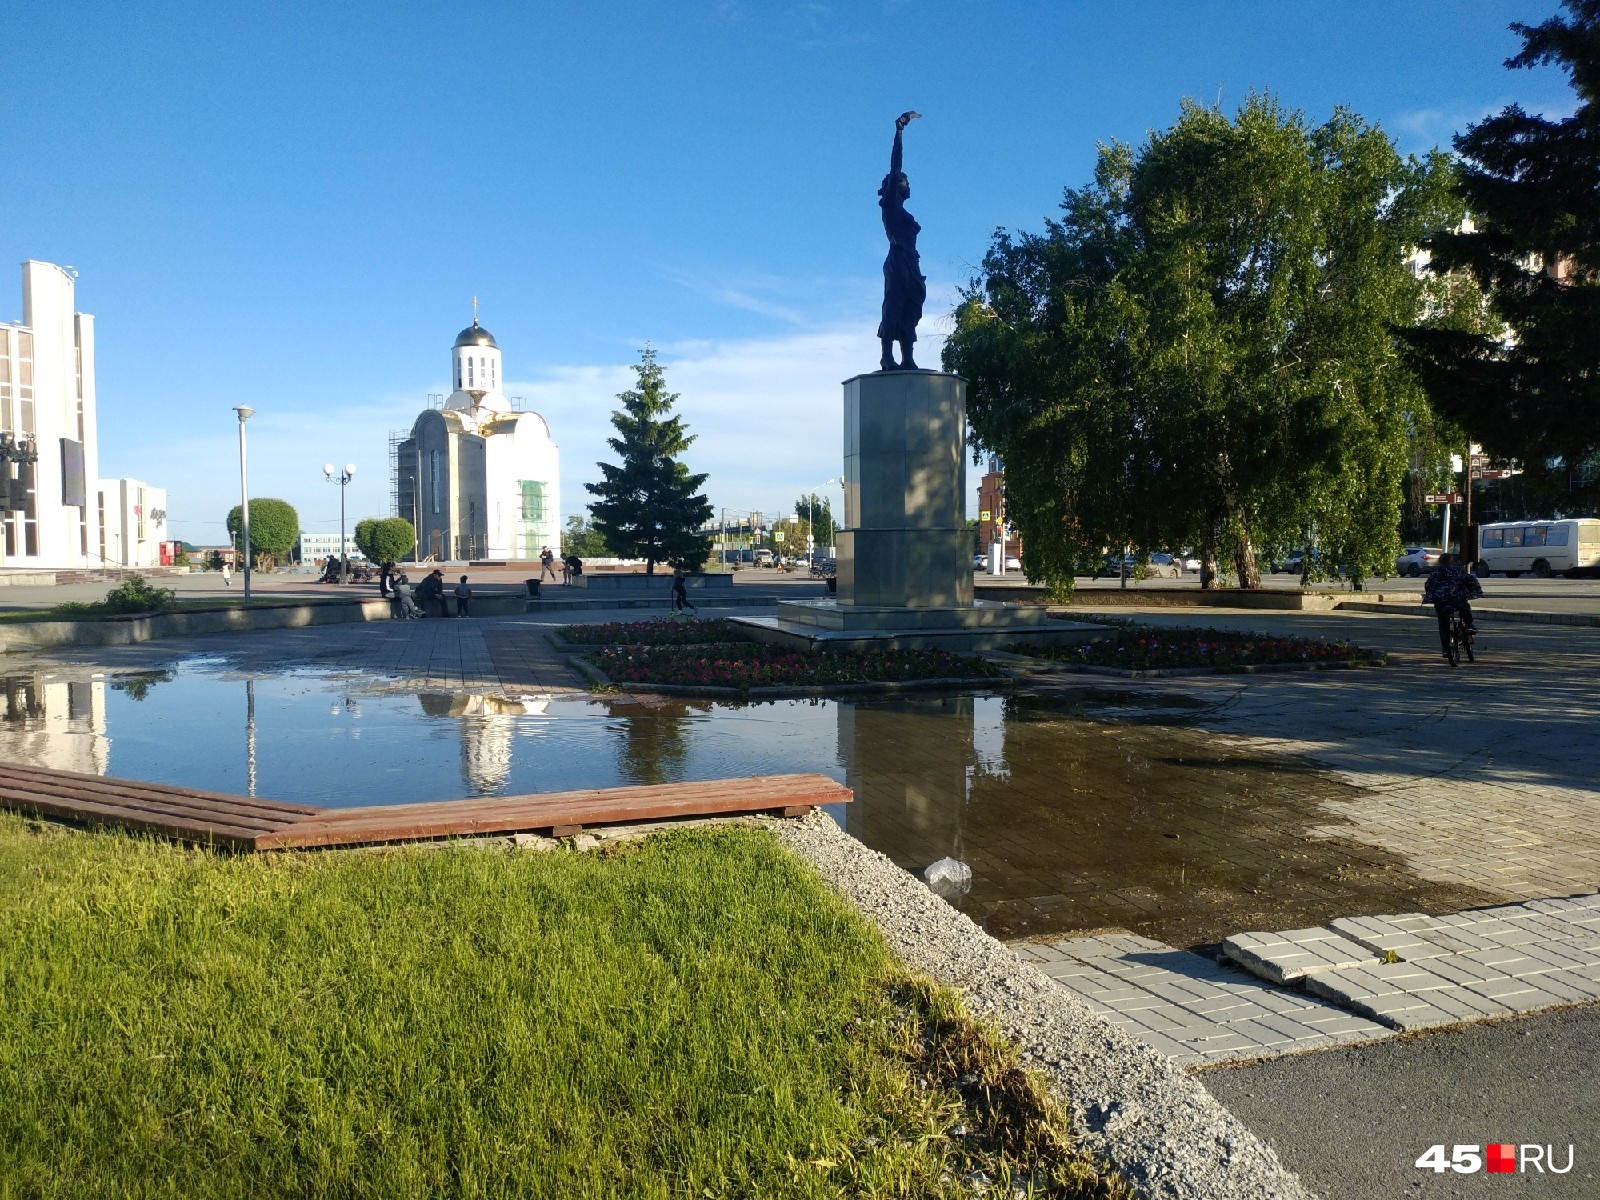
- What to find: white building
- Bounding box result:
[0,260,168,572]
[0,260,103,568]
[96,477,168,568]
[396,318,560,561]
[297,532,366,563]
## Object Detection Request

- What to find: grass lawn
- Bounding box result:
[0,814,1124,1199]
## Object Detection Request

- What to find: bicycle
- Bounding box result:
[1443,605,1476,667]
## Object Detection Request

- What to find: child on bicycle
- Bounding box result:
[1422,553,1483,660]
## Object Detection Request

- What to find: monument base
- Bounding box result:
[735,599,1107,653]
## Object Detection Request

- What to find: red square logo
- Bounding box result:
[1487,1144,1517,1173]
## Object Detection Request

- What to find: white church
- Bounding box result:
[396,316,560,562]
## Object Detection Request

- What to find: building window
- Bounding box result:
[17,332,33,436]
[429,449,441,515]
[0,330,11,431]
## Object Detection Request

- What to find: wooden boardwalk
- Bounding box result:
[0,763,850,852]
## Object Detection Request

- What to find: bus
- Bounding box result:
[1474,518,1600,577]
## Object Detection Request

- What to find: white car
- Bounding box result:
[1396,546,1444,577]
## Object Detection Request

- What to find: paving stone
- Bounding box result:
[1223,927,1379,984]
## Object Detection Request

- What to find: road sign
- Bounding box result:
[1425,493,1461,504]
[1473,468,1520,481]
[773,530,785,543]
[1470,453,1492,468]
[979,510,991,522]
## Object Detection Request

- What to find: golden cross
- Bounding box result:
[472,295,479,324]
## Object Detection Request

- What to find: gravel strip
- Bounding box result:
[773,810,1313,1200]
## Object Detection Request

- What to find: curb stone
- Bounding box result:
[772,811,1312,1200]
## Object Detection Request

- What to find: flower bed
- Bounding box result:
[1028,622,1376,672]
[561,617,752,646]
[586,643,1002,690]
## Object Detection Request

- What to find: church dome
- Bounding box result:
[454,321,498,348]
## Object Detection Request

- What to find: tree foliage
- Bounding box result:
[561,514,612,558]
[1402,0,1600,470]
[944,96,1458,590]
[585,348,714,574]
[353,517,416,563]
[793,495,838,548]
[225,498,299,568]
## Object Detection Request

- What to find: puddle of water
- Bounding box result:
[0,663,1496,946]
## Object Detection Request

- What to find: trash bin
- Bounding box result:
[525,579,540,597]
[826,577,837,595]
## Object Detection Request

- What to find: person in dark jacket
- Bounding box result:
[671,567,694,612]
[1422,553,1483,658]
[413,569,448,617]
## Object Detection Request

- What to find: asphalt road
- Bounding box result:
[1201,1005,1600,1198]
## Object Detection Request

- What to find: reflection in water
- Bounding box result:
[840,694,988,879]
[602,696,709,786]
[418,693,552,796]
[0,663,1484,947]
[0,673,108,776]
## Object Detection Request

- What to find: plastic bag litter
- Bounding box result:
[922,856,972,898]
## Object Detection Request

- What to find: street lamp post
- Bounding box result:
[233,406,254,601]
[808,478,838,569]
[324,462,356,583]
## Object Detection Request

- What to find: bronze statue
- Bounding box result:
[878,111,926,371]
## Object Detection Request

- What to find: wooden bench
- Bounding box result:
[0,764,850,852]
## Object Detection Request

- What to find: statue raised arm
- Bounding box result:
[877,110,926,371]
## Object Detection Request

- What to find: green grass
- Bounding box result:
[0,815,1124,1199]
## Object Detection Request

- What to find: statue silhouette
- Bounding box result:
[878,111,926,371]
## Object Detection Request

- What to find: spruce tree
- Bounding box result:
[1403,0,1600,468]
[586,348,713,574]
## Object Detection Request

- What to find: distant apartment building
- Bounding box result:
[975,457,1020,560]
[0,260,166,570]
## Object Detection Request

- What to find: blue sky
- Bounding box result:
[2,1,1571,545]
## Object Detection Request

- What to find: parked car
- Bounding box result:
[973,553,988,568]
[1004,556,1022,571]
[1147,552,1181,578]
[1278,550,1307,574]
[1395,546,1445,577]
[1178,554,1201,571]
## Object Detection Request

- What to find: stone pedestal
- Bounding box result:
[743,367,1107,653]
[836,370,974,609]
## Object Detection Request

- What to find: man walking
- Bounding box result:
[671,567,694,613]
[540,547,557,582]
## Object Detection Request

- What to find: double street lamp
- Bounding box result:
[233,406,254,601]
[324,462,356,583]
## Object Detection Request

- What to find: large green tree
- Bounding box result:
[945,96,1456,590]
[225,498,299,570]
[586,348,713,574]
[353,517,416,563]
[1402,0,1600,470]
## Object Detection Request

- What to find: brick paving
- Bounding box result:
[1011,933,1390,1068]
[1019,893,1600,1067]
